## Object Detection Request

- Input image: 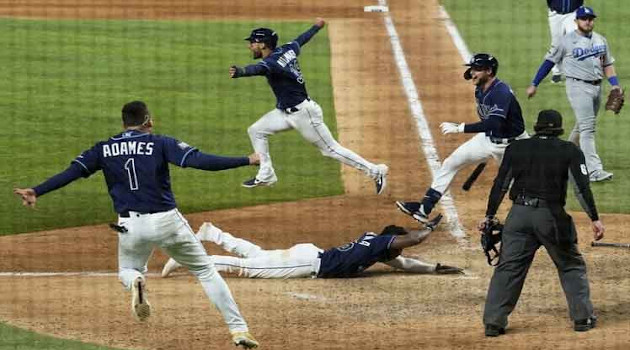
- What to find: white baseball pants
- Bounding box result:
[430,132,527,194]
[248,98,382,182]
[206,225,322,279]
[117,209,249,332]
[548,9,577,76]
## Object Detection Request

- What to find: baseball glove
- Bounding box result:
[605,88,625,114]
[480,218,503,266]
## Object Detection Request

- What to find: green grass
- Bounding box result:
[442,0,630,213]
[0,19,343,235]
[0,322,122,350]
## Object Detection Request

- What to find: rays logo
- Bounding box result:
[477,103,504,119]
[573,45,606,61]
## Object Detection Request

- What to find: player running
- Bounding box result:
[396,54,528,224]
[230,18,389,194]
[161,215,464,279]
[14,101,260,349]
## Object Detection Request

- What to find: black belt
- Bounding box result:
[513,196,551,208]
[283,97,311,114]
[568,77,601,86]
[119,211,160,218]
[489,136,518,145]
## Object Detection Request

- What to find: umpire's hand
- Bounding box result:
[591,220,605,241]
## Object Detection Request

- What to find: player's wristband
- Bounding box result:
[608,76,619,86]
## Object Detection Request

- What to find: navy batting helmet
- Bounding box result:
[464,53,499,80]
[244,28,279,49]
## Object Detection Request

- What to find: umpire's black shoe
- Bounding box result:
[395,201,429,224]
[484,325,505,337]
[574,315,597,332]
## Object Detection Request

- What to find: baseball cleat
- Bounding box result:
[589,170,613,182]
[131,276,151,322]
[241,177,277,188]
[374,164,389,195]
[574,315,597,332]
[161,258,182,278]
[395,201,429,224]
[231,331,259,349]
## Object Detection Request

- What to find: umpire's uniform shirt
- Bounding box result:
[483,134,598,328]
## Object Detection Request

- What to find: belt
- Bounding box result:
[568,77,601,86]
[489,136,518,145]
[513,196,550,208]
[283,97,311,114]
[119,210,160,218]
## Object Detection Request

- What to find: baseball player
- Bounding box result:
[161,216,464,279]
[396,54,527,223]
[230,18,389,194]
[13,101,259,349]
[527,6,621,182]
[546,0,583,83]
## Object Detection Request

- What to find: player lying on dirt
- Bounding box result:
[161,214,464,279]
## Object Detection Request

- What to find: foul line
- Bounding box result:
[377,0,465,241]
[0,272,160,277]
[438,6,473,63]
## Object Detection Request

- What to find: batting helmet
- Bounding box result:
[244,28,279,49]
[463,53,499,80]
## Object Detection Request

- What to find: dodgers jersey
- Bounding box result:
[545,30,614,81]
[475,79,525,138]
[318,232,397,278]
[239,25,321,109]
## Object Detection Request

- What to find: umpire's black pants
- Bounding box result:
[483,204,594,328]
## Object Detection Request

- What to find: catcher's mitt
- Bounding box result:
[480,218,503,266]
[605,88,625,114]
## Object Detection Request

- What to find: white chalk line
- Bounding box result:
[377,0,466,241]
[0,272,159,277]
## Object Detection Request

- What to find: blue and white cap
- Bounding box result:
[576,6,597,19]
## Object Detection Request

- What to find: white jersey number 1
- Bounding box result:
[124,158,139,191]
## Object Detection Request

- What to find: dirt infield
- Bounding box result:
[1,0,629,349]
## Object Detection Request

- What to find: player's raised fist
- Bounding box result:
[315,18,325,28]
[14,188,37,208]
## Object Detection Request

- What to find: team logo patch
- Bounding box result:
[177,141,191,150]
[580,164,588,175]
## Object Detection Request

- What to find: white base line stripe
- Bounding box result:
[438,6,473,63]
[0,272,160,277]
[378,0,465,240]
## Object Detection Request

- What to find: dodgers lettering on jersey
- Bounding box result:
[72,130,197,214]
[317,233,397,278]
[546,31,614,81]
[475,79,525,138]
[257,41,308,109]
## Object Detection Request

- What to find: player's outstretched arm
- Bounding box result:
[183,151,259,171]
[14,163,86,208]
[230,64,268,78]
[293,18,325,47]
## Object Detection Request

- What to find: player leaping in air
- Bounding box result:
[396,54,528,224]
[161,215,464,279]
[230,18,389,194]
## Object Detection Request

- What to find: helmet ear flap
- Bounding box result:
[464,67,473,80]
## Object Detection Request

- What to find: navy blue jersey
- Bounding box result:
[474,79,525,138]
[71,130,196,214]
[547,0,583,14]
[238,25,321,109]
[318,233,397,278]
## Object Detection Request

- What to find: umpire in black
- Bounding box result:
[480,109,604,336]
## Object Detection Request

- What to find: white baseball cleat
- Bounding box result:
[374,164,389,195]
[231,331,259,349]
[161,258,182,278]
[589,170,613,182]
[131,276,151,321]
[197,222,222,242]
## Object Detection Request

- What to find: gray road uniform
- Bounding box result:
[545,30,614,177]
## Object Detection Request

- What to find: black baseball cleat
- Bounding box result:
[242,177,277,188]
[574,315,597,332]
[374,164,389,195]
[395,201,429,224]
[484,324,505,337]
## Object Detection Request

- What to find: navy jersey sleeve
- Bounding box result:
[161,136,198,167]
[240,61,272,77]
[72,143,102,176]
